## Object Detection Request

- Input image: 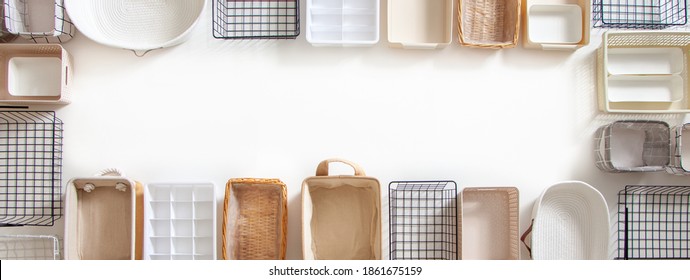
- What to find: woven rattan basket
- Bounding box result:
[458,0,521,48]
[223,178,287,260]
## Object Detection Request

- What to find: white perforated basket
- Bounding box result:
[521,181,610,260]
[64,0,205,56]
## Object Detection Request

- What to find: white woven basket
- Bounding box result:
[521,181,610,260]
[64,0,205,56]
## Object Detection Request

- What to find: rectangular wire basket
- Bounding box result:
[212,0,300,39]
[617,185,690,259]
[389,181,458,260]
[3,0,75,43]
[592,0,688,29]
[0,234,59,260]
[0,111,63,226]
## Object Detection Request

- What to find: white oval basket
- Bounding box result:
[64,0,205,56]
[521,181,610,260]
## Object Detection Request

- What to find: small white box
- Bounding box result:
[8,57,61,97]
[0,44,72,104]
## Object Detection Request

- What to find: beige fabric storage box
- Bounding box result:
[0,44,71,104]
[64,169,143,260]
[223,178,287,260]
[302,158,381,260]
[461,187,519,260]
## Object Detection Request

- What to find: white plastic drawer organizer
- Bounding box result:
[306,0,379,46]
[3,0,76,43]
[0,44,71,104]
[388,0,452,49]
[144,183,216,260]
[598,31,690,113]
[521,0,589,50]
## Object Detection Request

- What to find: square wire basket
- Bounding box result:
[212,0,300,39]
[389,181,458,260]
[616,185,690,259]
[0,234,60,260]
[3,0,75,43]
[592,0,688,29]
[595,120,670,172]
[0,111,63,226]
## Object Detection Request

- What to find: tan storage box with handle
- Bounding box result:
[64,169,144,260]
[301,159,381,260]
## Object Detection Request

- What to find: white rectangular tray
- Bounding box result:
[0,44,71,104]
[388,0,452,49]
[144,183,216,260]
[307,0,379,46]
[522,0,590,50]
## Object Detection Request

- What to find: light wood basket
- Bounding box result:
[458,0,521,48]
[222,178,287,260]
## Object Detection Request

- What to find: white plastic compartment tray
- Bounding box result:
[144,183,216,260]
[522,0,589,50]
[461,187,519,260]
[388,0,452,49]
[598,31,690,113]
[307,0,379,46]
[0,44,71,104]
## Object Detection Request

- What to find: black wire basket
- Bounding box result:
[617,185,690,259]
[593,0,688,29]
[212,0,300,39]
[389,181,458,260]
[0,111,63,227]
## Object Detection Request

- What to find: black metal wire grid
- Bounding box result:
[389,181,458,260]
[0,111,63,227]
[617,185,690,259]
[0,234,59,260]
[3,0,75,43]
[593,0,688,29]
[212,0,301,39]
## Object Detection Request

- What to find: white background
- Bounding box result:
[2,1,690,261]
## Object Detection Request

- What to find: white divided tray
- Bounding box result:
[307,0,379,46]
[522,0,589,50]
[388,0,452,49]
[144,183,216,260]
[598,31,690,113]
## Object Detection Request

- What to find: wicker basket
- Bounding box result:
[302,159,381,260]
[667,123,690,175]
[521,181,609,260]
[461,187,519,260]
[223,178,287,260]
[64,169,143,260]
[595,120,670,173]
[458,0,521,48]
[3,0,75,43]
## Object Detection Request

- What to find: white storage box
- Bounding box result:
[388,0,453,49]
[64,170,143,260]
[307,0,379,46]
[461,187,519,260]
[598,31,690,113]
[0,44,71,104]
[522,0,589,50]
[3,0,75,43]
[521,181,609,260]
[144,183,216,260]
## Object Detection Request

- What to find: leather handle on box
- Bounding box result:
[520,219,534,259]
[315,158,365,176]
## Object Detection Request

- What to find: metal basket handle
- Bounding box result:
[315,158,365,176]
